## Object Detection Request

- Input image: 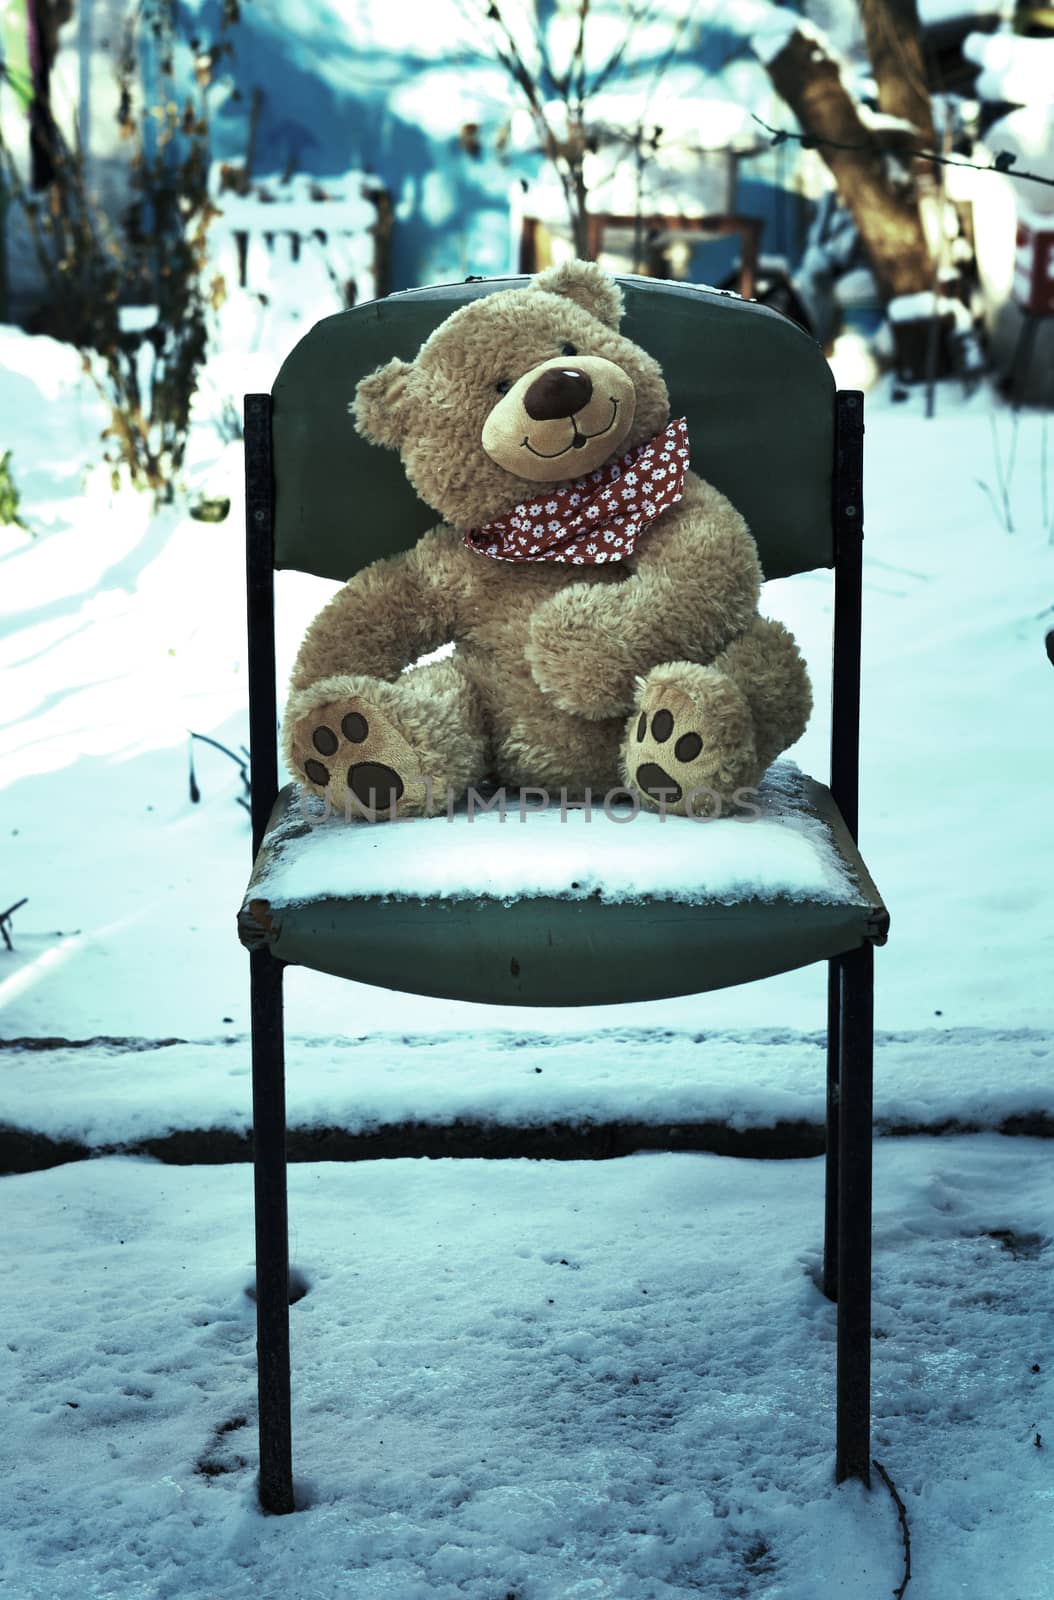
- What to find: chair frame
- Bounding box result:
[242,364,872,1516]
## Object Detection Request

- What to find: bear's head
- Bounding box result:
[353,261,671,532]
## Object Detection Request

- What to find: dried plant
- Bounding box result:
[471,0,691,261]
[0,450,30,532]
[0,0,238,502]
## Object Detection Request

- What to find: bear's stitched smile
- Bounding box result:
[521,398,620,459]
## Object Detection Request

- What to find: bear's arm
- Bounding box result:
[288,524,465,692]
[631,474,763,655]
[526,474,762,719]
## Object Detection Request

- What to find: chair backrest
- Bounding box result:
[270,274,836,584]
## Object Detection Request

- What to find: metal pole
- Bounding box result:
[245,393,280,854]
[829,390,871,1481]
[823,959,841,1303]
[1010,314,1040,412]
[250,949,293,1514]
[244,393,294,1514]
[830,390,864,841]
[835,941,873,1486]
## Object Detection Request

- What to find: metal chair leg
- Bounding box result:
[823,957,841,1302]
[250,947,294,1514]
[835,941,874,1486]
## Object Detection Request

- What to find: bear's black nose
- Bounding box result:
[523,366,593,421]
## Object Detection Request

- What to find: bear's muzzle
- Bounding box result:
[482,354,636,484]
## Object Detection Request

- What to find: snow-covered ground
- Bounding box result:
[3,1140,1052,1598]
[1,298,1053,1594]
[2,1028,1051,1160]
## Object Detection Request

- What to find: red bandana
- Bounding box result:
[465,417,689,565]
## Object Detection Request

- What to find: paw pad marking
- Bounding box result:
[347,761,404,809]
[294,699,422,818]
[636,760,682,803]
[634,708,705,805]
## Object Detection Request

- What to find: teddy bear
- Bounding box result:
[281,260,811,820]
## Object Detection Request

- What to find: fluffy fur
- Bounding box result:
[284,262,812,818]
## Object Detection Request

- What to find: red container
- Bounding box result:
[1014,212,1054,315]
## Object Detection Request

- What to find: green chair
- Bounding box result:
[238,274,888,1515]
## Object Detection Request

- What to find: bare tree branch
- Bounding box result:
[0,898,29,952]
[590,0,654,98]
[476,1,693,262]
[571,0,590,118]
[753,114,1054,192]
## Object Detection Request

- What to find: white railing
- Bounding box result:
[209,169,389,311]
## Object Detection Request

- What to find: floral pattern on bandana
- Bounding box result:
[464,417,690,565]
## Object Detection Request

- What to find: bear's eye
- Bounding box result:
[561,341,578,356]
[494,378,512,395]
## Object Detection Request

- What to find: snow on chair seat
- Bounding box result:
[238,764,887,1006]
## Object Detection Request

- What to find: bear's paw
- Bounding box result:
[625,666,761,817]
[291,698,433,820]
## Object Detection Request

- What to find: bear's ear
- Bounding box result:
[353,357,416,449]
[531,260,624,329]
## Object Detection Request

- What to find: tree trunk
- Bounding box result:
[859,0,936,148]
[765,27,933,302]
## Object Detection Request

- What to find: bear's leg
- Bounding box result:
[623,619,811,817]
[284,656,488,819]
[711,616,812,774]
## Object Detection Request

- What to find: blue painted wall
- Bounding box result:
[180,0,808,291]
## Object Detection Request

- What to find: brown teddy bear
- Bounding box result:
[282,261,811,818]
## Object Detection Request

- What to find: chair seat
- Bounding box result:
[238,767,888,1007]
